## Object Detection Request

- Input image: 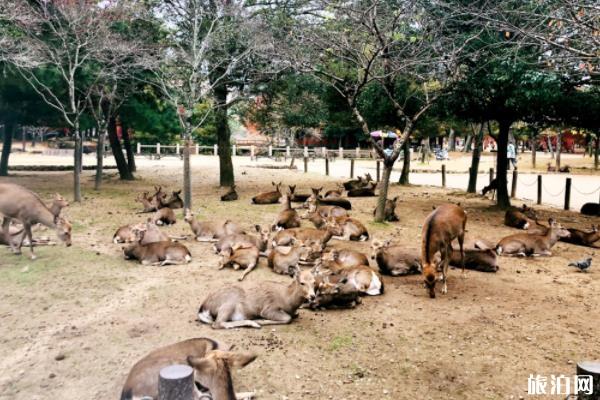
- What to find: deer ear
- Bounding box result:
[254,224,261,232]
[187,356,212,372]
[224,352,257,369]
[54,215,59,224]
[548,218,555,225]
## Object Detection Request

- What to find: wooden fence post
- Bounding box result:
[268,145,272,157]
[158,364,195,400]
[489,168,494,184]
[303,157,308,173]
[511,170,518,198]
[339,147,343,159]
[176,143,180,155]
[355,147,360,158]
[213,144,218,156]
[564,177,571,210]
[537,175,542,205]
[350,159,354,178]
[250,145,255,159]
[156,143,161,155]
[376,160,381,182]
[442,164,446,188]
[286,146,290,157]
[137,142,141,155]
[303,146,308,158]
[325,157,329,176]
[232,145,236,156]
[195,144,199,155]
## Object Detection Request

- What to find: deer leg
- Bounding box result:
[2,217,17,253]
[238,262,257,281]
[216,320,262,329]
[258,309,293,325]
[441,245,449,294]
[24,224,36,260]
[458,233,466,278]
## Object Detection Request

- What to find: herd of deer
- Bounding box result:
[1,176,598,400]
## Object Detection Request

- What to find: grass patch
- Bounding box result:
[329,334,353,352]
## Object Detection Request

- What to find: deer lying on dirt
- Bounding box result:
[496,218,570,256]
[324,185,344,198]
[325,216,369,241]
[123,241,192,265]
[219,244,260,281]
[113,223,145,243]
[288,185,311,203]
[343,173,373,191]
[306,187,352,210]
[135,192,158,213]
[221,185,238,201]
[198,268,318,329]
[152,207,177,225]
[321,248,369,270]
[267,241,320,275]
[272,190,301,231]
[580,202,600,216]
[272,227,333,250]
[184,209,243,242]
[161,190,183,209]
[504,204,538,230]
[317,262,383,296]
[303,189,348,228]
[251,182,282,204]
[370,239,421,276]
[0,224,54,247]
[121,337,256,400]
[311,274,360,309]
[560,225,600,248]
[214,225,271,254]
[421,203,467,298]
[547,163,557,172]
[439,247,498,272]
[372,197,399,222]
[347,182,376,197]
[0,183,72,259]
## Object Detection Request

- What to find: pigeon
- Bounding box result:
[568,257,592,272]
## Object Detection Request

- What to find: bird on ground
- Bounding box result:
[568,258,592,272]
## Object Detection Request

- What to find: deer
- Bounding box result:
[558,165,571,173]
[161,190,184,209]
[347,181,376,197]
[184,209,243,242]
[504,204,538,230]
[219,243,260,281]
[481,179,497,200]
[267,240,320,275]
[318,261,383,296]
[123,241,192,266]
[0,183,72,259]
[343,173,373,191]
[321,248,369,270]
[197,268,319,329]
[496,218,570,256]
[447,247,498,272]
[272,227,334,250]
[325,216,369,241]
[251,181,282,204]
[547,163,557,172]
[560,225,600,248]
[288,185,311,203]
[135,192,158,213]
[221,185,238,201]
[271,190,301,231]
[120,337,256,400]
[580,202,600,216]
[421,203,467,298]
[303,188,348,220]
[213,225,271,255]
[0,223,54,248]
[311,273,361,309]
[48,193,69,217]
[370,239,422,276]
[372,196,399,222]
[113,222,146,244]
[324,184,344,199]
[152,207,177,225]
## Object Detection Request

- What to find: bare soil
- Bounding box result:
[0,158,598,400]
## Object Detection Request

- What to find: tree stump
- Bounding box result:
[576,361,600,400]
[158,364,195,400]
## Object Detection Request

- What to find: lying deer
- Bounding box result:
[184,209,243,242]
[560,225,600,248]
[267,241,319,275]
[439,246,498,272]
[272,227,333,250]
[311,274,360,309]
[121,337,256,400]
[504,204,538,230]
[370,239,421,276]
[306,187,352,210]
[161,190,183,209]
[581,202,600,216]
[197,268,318,329]
[288,185,311,203]
[272,190,301,231]
[343,173,373,191]
[221,185,238,201]
[123,241,192,266]
[321,248,369,270]
[372,197,399,222]
[325,216,369,241]
[547,163,557,172]
[113,222,145,243]
[251,181,282,204]
[319,262,383,296]
[324,184,344,199]
[0,224,54,248]
[347,182,376,197]
[219,243,260,281]
[135,192,158,213]
[152,207,177,225]
[558,165,570,173]
[0,183,72,259]
[213,225,271,254]
[496,218,570,256]
[421,203,467,298]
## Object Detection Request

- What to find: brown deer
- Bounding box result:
[558,165,571,173]
[324,184,344,198]
[135,192,158,213]
[152,207,176,225]
[306,187,352,210]
[325,216,369,241]
[560,225,600,248]
[267,241,320,275]
[321,248,369,270]
[370,239,421,276]
[184,209,242,242]
[343,173,373,191]
[447,247,498,272]
[213,225,271,254]
[372,196,399,222]
[288,185,311,203]
[504,204,538,230]
[120,338,256,400]
[311,274,360,309]
[251,181,282,204]
[0,183,72,259]
[547,163,557,172]
[319,262,383,296]
[0,224,53,248]
[49,193,69,217]
[272,227,334,250]
[113,222,146,244]
[421,203,467,298]
[123,241,191,265]
[220,185,238,201]
[219,243,260,281]
[347,181,376,197]
[496,218,570,256]
[197,268,318,329]
[272,190,301,231]
[161,190,183,209]
[581,203,600,216]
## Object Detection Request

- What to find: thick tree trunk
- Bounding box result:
[374,163,393,222]
[531,131,537,168]
[95,126,106,190]
[463,135,472,152]
[447,129,455,151]
[595,135,599,170]
[183,138,192,209]
[122,127,136,173]
[215,85,234,187]
[467,123,484,193]
[399,140,410,185]
[547,136,554,158]
[556,131,562,169]
[74,124,82,202]
[495,119,512,209]
[107,116,134,181]
[0,122,15,176]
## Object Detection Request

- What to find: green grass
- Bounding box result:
[329,334,353,351]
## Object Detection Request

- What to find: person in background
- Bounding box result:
[507,140,517,170]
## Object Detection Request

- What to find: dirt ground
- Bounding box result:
[0,158,599,400]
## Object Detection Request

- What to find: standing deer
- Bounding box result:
[421,203,467,298]
[0,183,72,259]
[272,190,301,231]
[496,218,570,256]
[221,185,238,201]
[121,337,256,400]
[251,182,282,204]
[197,268,318,329]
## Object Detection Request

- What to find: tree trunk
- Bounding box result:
[495,119,512,208]
[595,134,599,170]
[467,123,484,193]
[74,124,82,202]
[0,122,15,176]
[107,116,134,181]
[95,126,106,190]
[215,85,234,187]
[447,129,455,151]
[399,140,410,185]
[183,138,192,209]
[531,130,537,168]
[122,127,136,173]
[556,131,562,169]
[374,163,393,222]
[463,134,472,152]
[547,135,554,158]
